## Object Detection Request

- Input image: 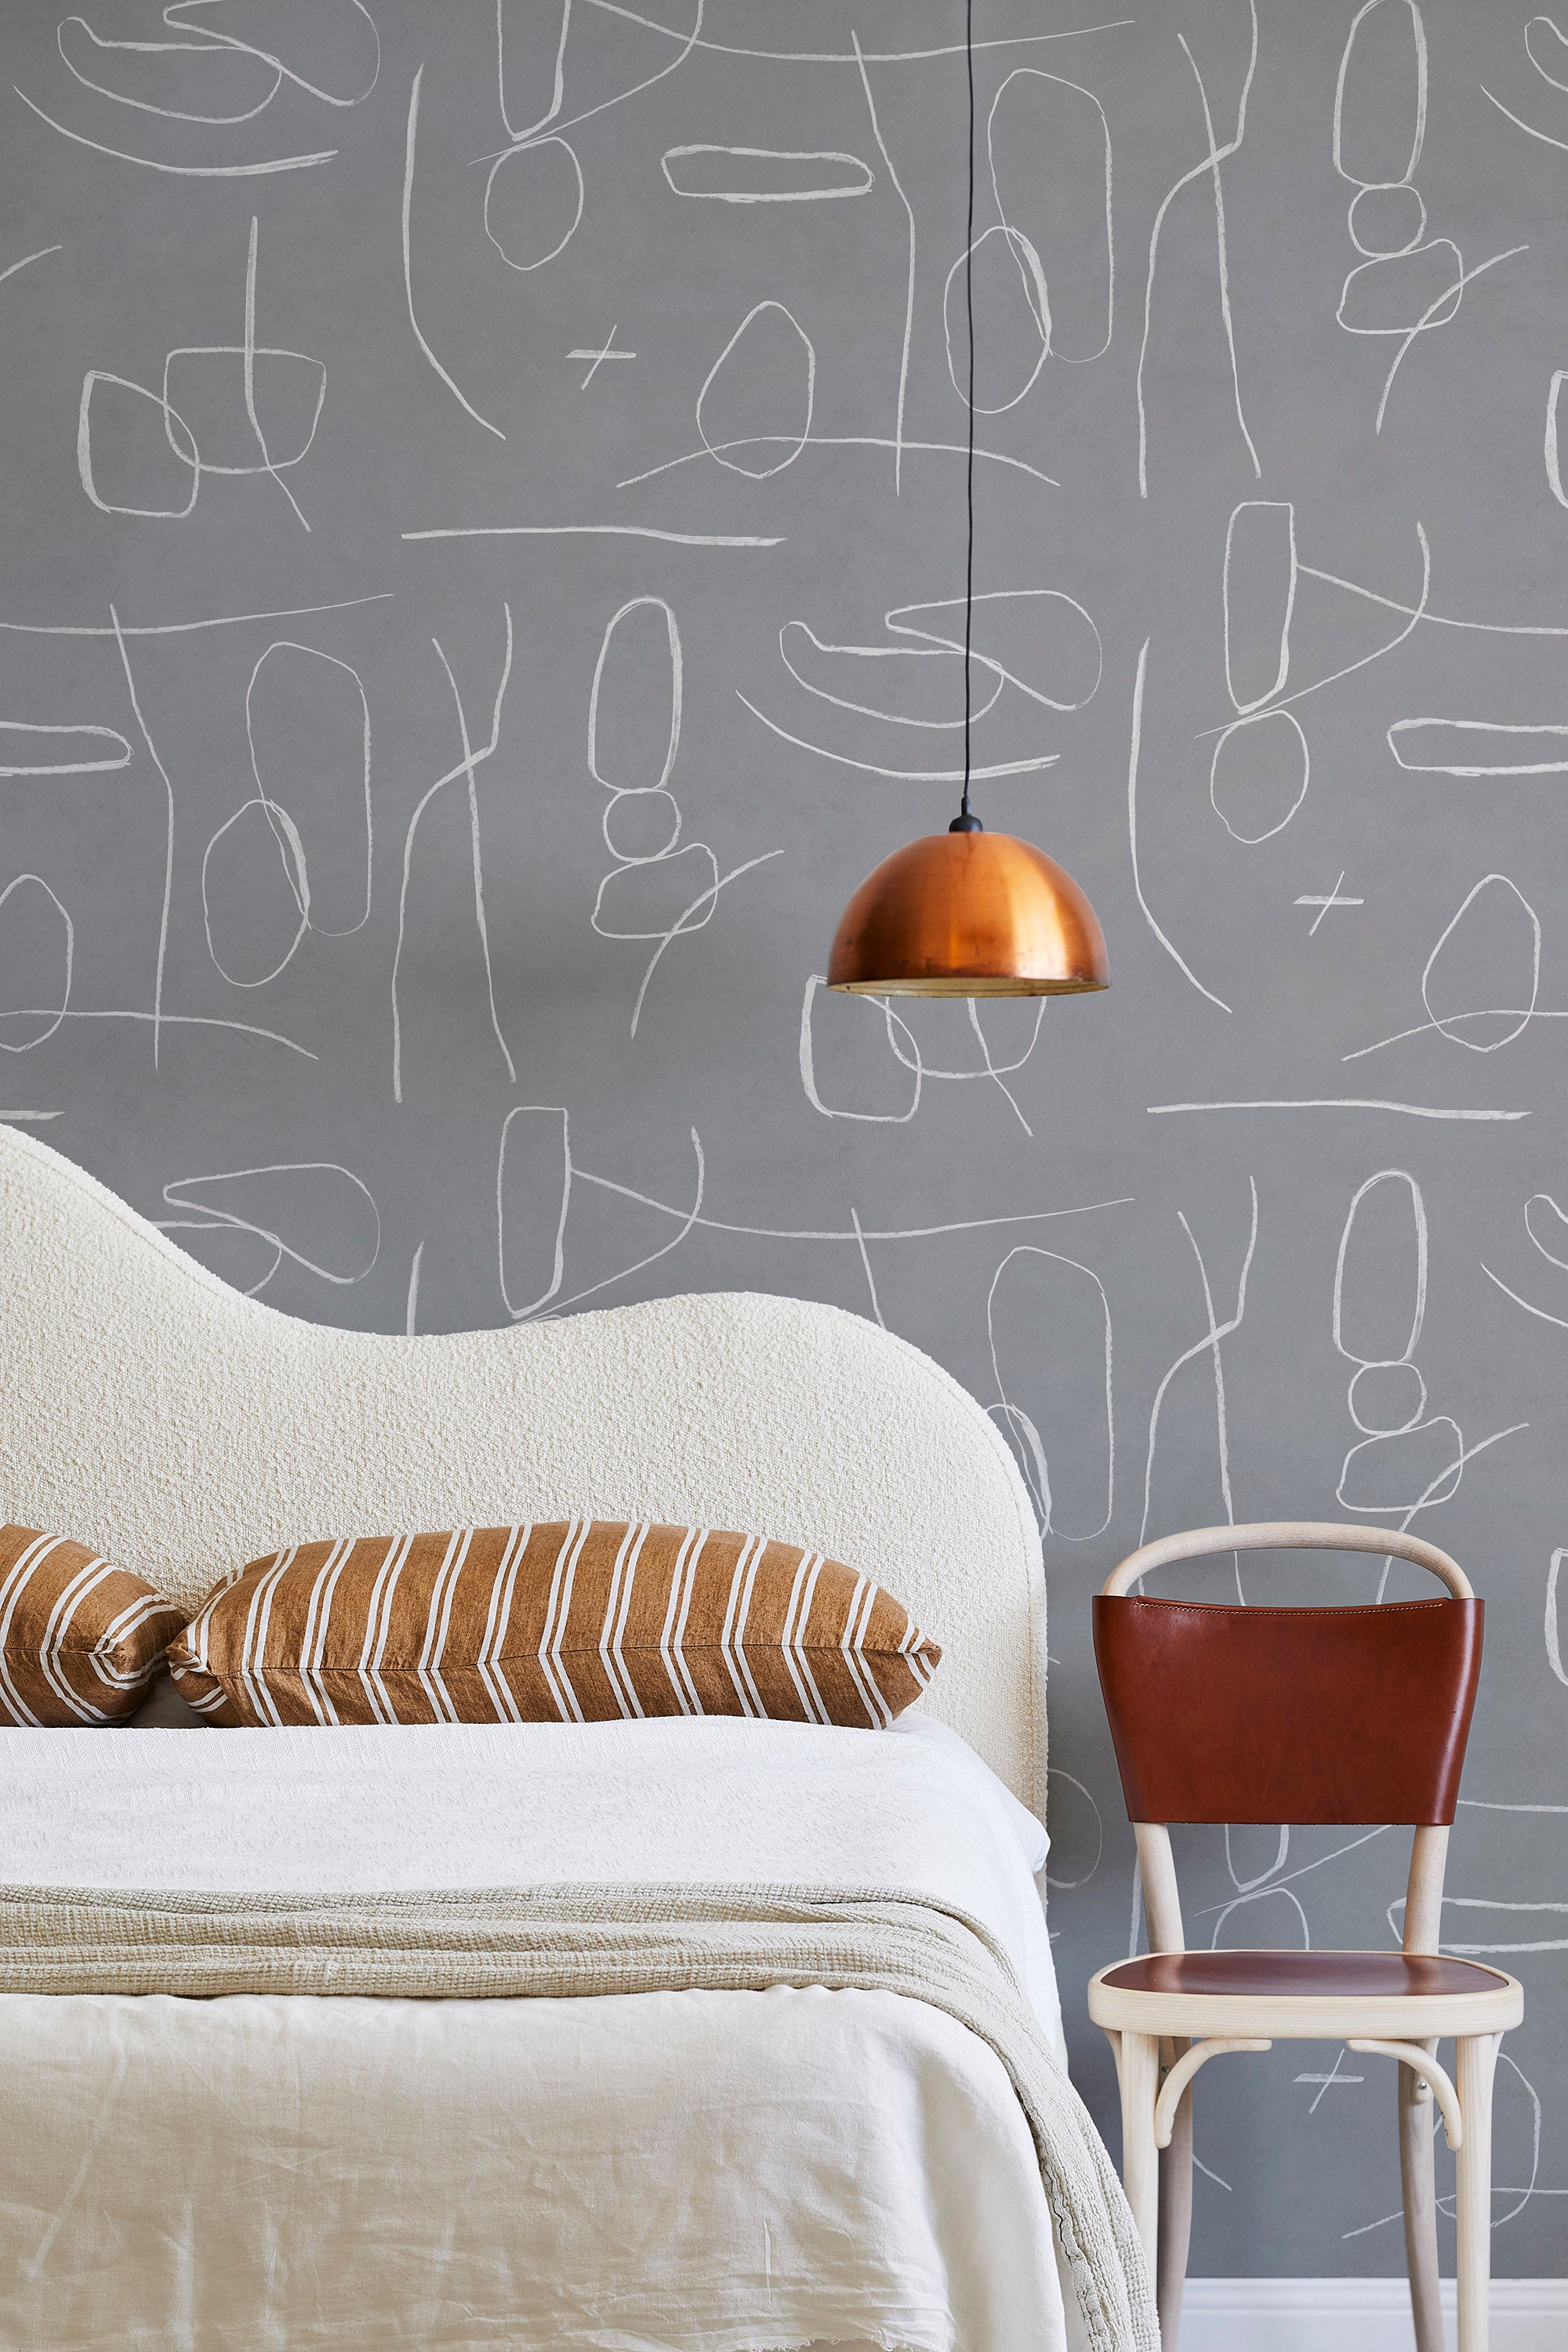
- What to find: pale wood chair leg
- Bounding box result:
[1156,2078,1193,2352]
[1399,2040,1443,2352]
[1118,2030,1161,2278]
[1455,2033,1501,2352]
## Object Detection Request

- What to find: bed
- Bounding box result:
[0,1124,1132,2352]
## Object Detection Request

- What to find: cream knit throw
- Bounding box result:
[0,1879,1157,2352]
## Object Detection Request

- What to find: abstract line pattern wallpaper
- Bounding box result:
[1,0,1563,2274]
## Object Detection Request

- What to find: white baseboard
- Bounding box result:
[1178,2278,1568,2352]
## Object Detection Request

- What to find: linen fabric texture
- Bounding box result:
[0,1523,186,1726]
[167,1520,942,1730]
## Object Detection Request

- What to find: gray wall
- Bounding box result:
[1,0,1563,2277]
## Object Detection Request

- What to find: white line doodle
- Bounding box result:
[0,242,61,289]
[1547,368,1568,506]
[0,597,392,638]
[160,1161,380,1296]
[1343,873,1545,1062]
[1150,1098,1529,1119]
[660,147,873,203]
[107,606,173,1070]
[568,328,635,387]
[1128,640,1232,1013]
[485,135,583,273]
[78,218,325,525]
[12,83,336,173]
[617,430,1058,494]
[851,34,913,493]
[986,69,1113,368]
[405,1242,423,1337]
[391,608,516,1102]
[0,722,131,778]
[1388,717,1568,775]
[498,1105,572,1320]
[0,877,72,1052]
[403,68,505,441]
[696,300,815,478]
[583,0,1134,69]
[404,524,784,546]
[989,1246,1114,1540]
[1138,1178,1259,1558]
[1136,0,1260,497]
[1298,876,1364,932]
[1548,1549,1568,1685]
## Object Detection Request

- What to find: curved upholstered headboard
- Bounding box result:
[0,1127,1046,1805]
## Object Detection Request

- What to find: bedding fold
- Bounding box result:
[0,1877,1156,2352]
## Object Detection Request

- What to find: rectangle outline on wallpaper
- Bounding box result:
[1180,2277,1568,2351]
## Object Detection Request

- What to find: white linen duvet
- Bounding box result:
[0,1715,1077,2352]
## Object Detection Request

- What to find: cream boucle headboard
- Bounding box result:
[0,1126,1046,1805]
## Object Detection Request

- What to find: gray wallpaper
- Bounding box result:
[1,0,1563,2279]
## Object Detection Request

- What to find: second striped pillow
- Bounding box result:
[167,1522,942,1730]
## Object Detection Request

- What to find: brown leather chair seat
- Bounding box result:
[1101,1949,1503,2000]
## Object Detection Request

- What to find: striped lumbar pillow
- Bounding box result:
[167,1522,942,1730]
[0,1523,187,1726]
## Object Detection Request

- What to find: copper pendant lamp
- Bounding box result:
[826,0,1109,1002]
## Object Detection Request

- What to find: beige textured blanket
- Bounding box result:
[0,1880,1157,2352]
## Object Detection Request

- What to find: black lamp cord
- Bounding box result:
[953,0,982,836]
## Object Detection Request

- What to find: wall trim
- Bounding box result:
[1180,2278,1568,2350]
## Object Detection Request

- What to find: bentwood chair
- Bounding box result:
[1086,1523,1523,2352]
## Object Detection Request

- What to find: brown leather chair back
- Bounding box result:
[1094,1538,1483,1825]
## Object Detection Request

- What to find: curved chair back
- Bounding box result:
[1094,1523,1481,1829]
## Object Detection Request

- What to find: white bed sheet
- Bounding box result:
[0,1716,1076,2352]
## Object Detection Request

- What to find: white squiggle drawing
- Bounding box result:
[107,604,174,1070]
[988,1245,1114,1539]
[391,607,517,1102]
[1201,506,1434,843]
[60,2,380,117]
[1136,0,1260,496]
[987,69,1112,368]
[0,596,392,641]
[405,524,785,547]
[1546,368,1568,506]
[11,84,336,175]
[1334,1,1525,431]
[485,135,583,273]
[1150,1098,1527,1120]
[0,242,61,291]
[1045,1770,1103,1892]
[1127,639,1232,1013]
[753,588,1100,786]
[800,978,1047,1131]
[588,596,780,1036]
[79,217,325,527]
[1345,873,1548,1060]
[1297,873,1364,933]
[1548,1548,1568,1683]
[583,0,1132,71]
[696,300,815,479]
[1138,1177,1260,1569]
[495,1105,1131,1323]
[1483,11,1568,152]
[617,432,1058,495]
[202,641,372,986]
[158,1161,380,1298]
[493,0,703,151]
[0,876,72,1052]
[661,146,873,202]
[1334,1169,1526,1589]
[1481,1190,1568,1331]
[851,33,913,494]
[1388,717,1568,775]
[0,722,131,777]
[403,68,505,441]
[568,327,635,388]
[15,0,376,173]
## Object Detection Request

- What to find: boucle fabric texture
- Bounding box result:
[0,1523,185,1726]
[0,1127,1044,1802]
[167,1522,942,1729]
[0,1878,1157,2352]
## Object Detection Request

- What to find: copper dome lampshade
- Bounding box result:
[822,0,1109,1002]
[828,822,1108,996]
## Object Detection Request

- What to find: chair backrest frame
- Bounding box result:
[1099,1523,1475,1962]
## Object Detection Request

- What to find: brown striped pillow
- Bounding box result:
[0,1523,187,1726]
[167,1521,942,1730]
